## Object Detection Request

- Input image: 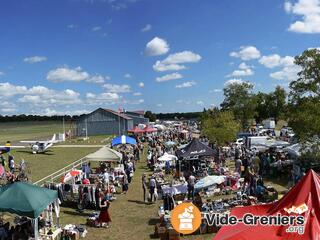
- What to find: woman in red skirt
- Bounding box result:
[98,192,111,228]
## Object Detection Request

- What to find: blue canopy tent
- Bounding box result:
[111,135,137,146]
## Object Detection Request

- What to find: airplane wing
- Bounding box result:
[20,141,38,144]
[0,145,25,149]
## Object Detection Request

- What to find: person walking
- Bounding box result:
[188,174,196,201]
[142,173,147,202]
[149,176,156,203]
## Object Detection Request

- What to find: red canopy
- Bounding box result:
[143,125,157,133]
[214,170,320,240]
[127,126,144,134]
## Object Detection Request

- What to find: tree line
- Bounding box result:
[201,48,320,167]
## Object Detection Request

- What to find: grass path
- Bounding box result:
[60,147,161,240]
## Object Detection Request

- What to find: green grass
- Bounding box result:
[10,147,99,182]
[0,121,65,143]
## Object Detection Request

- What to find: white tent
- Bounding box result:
[85,146,122,162]
[158,152,178,162]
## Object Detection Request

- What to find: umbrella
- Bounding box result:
[61,170,82,183]
[164,141,177,147]
[194,175,226,190]
[111,135,137,146]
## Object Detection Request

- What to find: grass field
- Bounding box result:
[0,121,66,143]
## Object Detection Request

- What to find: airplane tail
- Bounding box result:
[51,134,56,142]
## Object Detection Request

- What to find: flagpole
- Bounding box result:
[118,108,121,136]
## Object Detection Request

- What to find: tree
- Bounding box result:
[269,86,287,123]
[221,81,256,130]
[144,110,157,122]
[202,110,240,146]
[288,49,320,140]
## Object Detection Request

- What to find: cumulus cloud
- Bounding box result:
[103,83,131,93]
[145,37,169,56]
[133,92,142,96]
[141,24,152,32]
[285,0,320,33]
[259,54,301,81]
[230,46,261,61]
[86,92,120,105]
[47,66,109,84]
[41,108,89,116]
[196,100,204,105]
[156,103,163,107]
[23,56,47,64]
[156,73,182,82]
[47,66,89,82]
[138,82,144,88]
[175,81,196,88]
[224,79,245,86]
[228,62,254,77]
[259,54,295,68]
[270,65,301,81]
[153,51,201,72]
[153,61,186,72]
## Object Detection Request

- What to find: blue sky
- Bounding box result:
[0,0,318,115]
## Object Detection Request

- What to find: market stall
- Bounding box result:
[0,182,59,240]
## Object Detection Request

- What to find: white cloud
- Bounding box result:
[86,92,120,105]
[228,62,254,77]
[270,65,301,81]
[138,82,144,88]
[156,72,182,82]
[41,108,89,116]
[47,66,89,82]
[259,54,300,81]
[153,61,186,72]
[230,46,261,61]
[285,0,320,33]
[124,73,132,78]
[0,82,28,97]
[103,83,131,93]
[175,81,196,88]
[92,26,102,31]
[141,24,152,32]
[259,54,295,68]
[224,79,245,86]
[47,66,108,84]
[162,51,201,64]
[157,103,163,107]
[145,37,169,56]
[23,56,47,64]
[133,92,142,96]
[18,88,81,106]
[153,51,201,72]
[196,100,204,105]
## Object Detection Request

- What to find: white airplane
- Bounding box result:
[20,134,58,154]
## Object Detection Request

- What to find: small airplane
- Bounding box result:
[20,134,58,154]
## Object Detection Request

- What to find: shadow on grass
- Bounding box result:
[62,210,91,217]
[148,218,159,226]
[127,199,152,205]
[149,234,158,239]
[16,150,55,155]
